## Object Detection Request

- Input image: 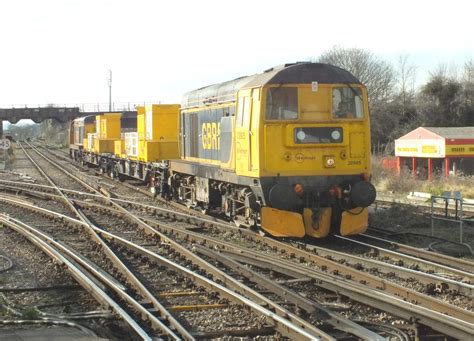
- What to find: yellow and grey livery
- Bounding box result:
[71,62,376,238]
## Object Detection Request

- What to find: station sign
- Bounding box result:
[0,139,11,150]
[395,139,444,158]
[445,144,474,156]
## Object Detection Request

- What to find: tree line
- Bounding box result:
[316,47,474,152]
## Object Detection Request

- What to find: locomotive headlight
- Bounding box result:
[296,130,306,141]
[331,130,341,141]
[324,156,336,168]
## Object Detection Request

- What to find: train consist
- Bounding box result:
[70,62,376,238]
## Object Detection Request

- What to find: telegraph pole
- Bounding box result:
[108,70,112,112]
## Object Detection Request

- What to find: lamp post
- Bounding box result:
[107,70,112,112]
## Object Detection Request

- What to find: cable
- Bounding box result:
[33,307,114,320]
[0,319,98,337]
[428,240,474,257]
[352,319,411,341]
[368,227,474,257]
[0,255,13,273]
[337,199,365,215]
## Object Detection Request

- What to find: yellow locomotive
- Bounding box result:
[70,62,376,238]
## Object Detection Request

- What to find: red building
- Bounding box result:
[394,127,474,180]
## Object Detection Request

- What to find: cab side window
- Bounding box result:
[332,87,364,119]
[265,87,298,120]
[237,97,250,127]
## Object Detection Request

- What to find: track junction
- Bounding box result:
[0,142,472,340]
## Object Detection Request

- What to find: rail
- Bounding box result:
[350,234,474,274]
[8,144,474,339]
[18,141,189,339]
[0,215,154,340]
[17,142,326,340]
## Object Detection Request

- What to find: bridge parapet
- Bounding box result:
[0,101,161,127]
[0,102,157,124]
[0,107,81,123]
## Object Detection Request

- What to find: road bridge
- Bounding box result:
[0,102,144,138]
[0,107,81,124]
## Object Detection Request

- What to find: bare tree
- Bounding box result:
[316,46,396,147]
[461,59,474,125]
[417,64,464,127]
[317,46,395,105]
[397,54,417,118]
[465,59,474,84]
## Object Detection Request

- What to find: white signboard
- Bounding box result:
[0,139,11,150]
[395,139,445,158]
[124,132,138,157]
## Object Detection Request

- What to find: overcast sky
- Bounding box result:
[0,0,472,113]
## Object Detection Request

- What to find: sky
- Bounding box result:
[1,0,473,127]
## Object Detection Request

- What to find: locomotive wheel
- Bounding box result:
[233,216,250,228]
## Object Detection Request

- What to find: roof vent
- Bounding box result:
[264,61,311,73]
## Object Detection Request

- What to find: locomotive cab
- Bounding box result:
[69,115,95,161]
[233,66,376,237]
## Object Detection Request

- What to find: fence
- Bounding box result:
[0,102,161,113]
[372,141,394,156]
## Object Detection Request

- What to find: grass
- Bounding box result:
[370,205,429,231]
[22,307,39,319]
[372,156,474,198]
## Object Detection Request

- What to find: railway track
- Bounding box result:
[1,204,320,339]
[0,189,402,340]
[2,142,473,339]
[1,181,472,338]
[17,142,195,339]
[375,194,474,215]
[0,215,156,340]
[4,178,472,288]
[2,142,335,339]
[3,179,472,284]
[3,147,386,339]
[341,232,474,273]
[0,215,111,339]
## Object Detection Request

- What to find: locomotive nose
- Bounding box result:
[350,181,376,207]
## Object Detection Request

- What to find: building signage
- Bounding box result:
[445,144,474,156]
[395,139,444,158]
[421,145,439,154]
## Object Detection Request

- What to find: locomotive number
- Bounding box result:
[348,160,362,165]
[202,122,220,150]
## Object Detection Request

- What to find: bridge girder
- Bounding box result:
[0,107,81,124]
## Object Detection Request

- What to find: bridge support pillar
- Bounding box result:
[0,120,3,139]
